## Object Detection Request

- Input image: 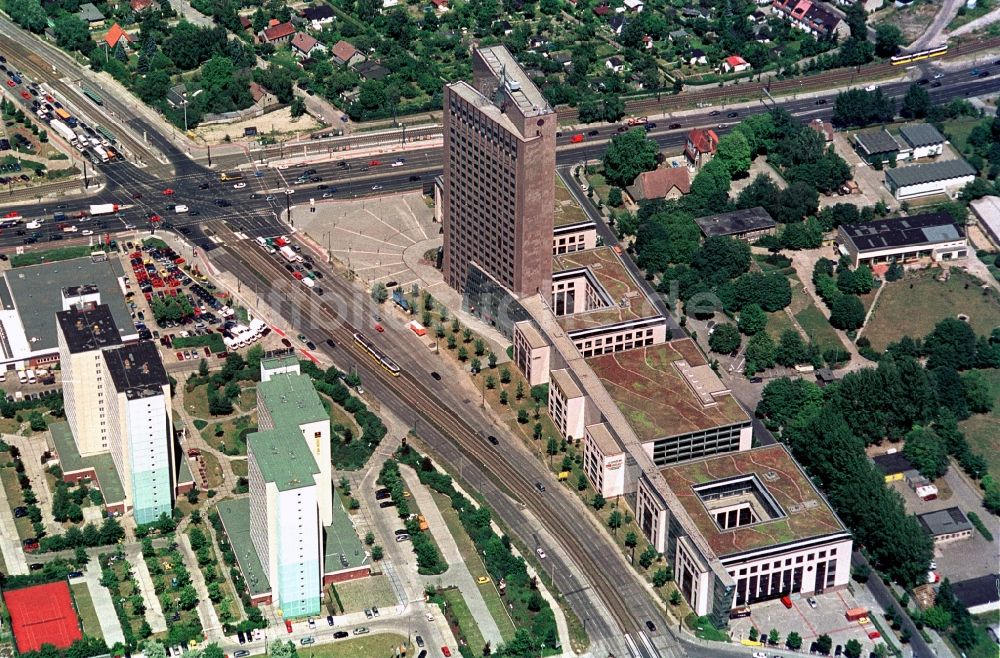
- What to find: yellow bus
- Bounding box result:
[219,171,244,182]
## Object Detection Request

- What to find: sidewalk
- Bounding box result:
[124,543,168,634]
[82,561,126,646]
[0,455,28,575]
[401,465,504,648]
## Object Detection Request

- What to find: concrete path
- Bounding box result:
[401,466,504,648]
[124,543,168,634]
[947,5,1000,37]
[0,459,28,575]
[83,561,126,646]
[178,529,224,641]
[9,433,61,535]
[910,0,963,50]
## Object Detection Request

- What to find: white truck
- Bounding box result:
[174,205,189,214]
[279,245,302,263]
[90,204,120,216]
[49,119,77,144]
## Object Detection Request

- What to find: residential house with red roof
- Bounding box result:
[130,0,154,12]
[258,21,295,44]
[330,40,363,66]
[627,166,691,201]
[291,32,325,59]
[103,24,134,50]
[772,0,845,38]
[684,128,719,169]
[721,55,751,73]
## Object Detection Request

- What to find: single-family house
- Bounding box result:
[605,56,625,73]
[102,23,134,49]
[624,0,644,11]
[609,14,626,35]
[130,0,154,12]
[331,40,361,66]
[668,28,688,41]
[259,21,295,44]
[688,49,708,66]
[431,0,450,12]
[383,0,399,7]
[593,3,611,16]
[551,52,573,68]
[721,55,751,73]
[77,2,106,25]
[496,19,513,35]
[249,82,279,111]
[898,124,946,159]
[356,60,390,81]
[239,16,253,31]
[772,0,845,38]
[684,128,719,169]
[291,32,325,59]
[301,4,336,29]
[627,167,691,201]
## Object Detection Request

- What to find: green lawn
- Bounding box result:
[942,117,986,155]
[10,245,97,268]
[765,310,797,342]
[0,468,31,539]
[795,304,848,353]
[864,270,1000,351]
[430,491,517,642]
[71,582,103,640]
[439,587,486,656]
[200,414,255,456]
[329,576,397,614]
[172,333,225,354]
[964,614,1000,658]
[274,633,409,657]
[230,459,248,478]
[959,369,1000,480]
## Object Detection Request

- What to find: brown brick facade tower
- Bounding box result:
[442,46,556,299]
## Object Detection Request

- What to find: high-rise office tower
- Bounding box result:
[441,45,556,298]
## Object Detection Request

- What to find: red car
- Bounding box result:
[285,620,293,634]
[441,647,451,657]
[5,79,15,88]
[569,134,584,143]
[163,188,174,195]
[44,95,53,103]
[20,91,30,100]
[369,159,382,166]
[293,271,304,280]
[374,323,384,333]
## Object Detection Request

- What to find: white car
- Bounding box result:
[233,182,246,189]
[285,188,294,195]
[390,161,403,167]
[81,229,93,235]
[123,223,135,230]
[371,185,383,190]
[536,547,546,559]
[753,653,768,658]
[807,597,818,609]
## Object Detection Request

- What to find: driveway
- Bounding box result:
[83,560,126,646]
[402,465,505,648]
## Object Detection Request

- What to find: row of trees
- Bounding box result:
[812,258,866,331]
[377,459,446,574]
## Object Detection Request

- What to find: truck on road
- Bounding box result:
[89,204,120,216]
[54,108,72,121]
[279,245,302,263]
[49,119,77,144]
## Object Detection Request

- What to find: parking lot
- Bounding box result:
[731,589,885,657]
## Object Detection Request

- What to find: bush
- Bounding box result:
[967,511,993,540]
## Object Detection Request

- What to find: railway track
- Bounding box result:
[215,226,642,635]
[556,35,1000,120]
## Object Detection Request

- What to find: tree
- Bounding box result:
[592,493,606,511]
[776,329,808,367]
[371,545,384,561]
[268,641,298,658]
[962,370,995,414]
[874,24,904,57]
[692,236,751,283]
[607,187,623,207]
[143,641,168,658]
[830,294,865,330]
[7,0,48,32]
[901,83,931,119]
[601,128,659,187]
[608,509,623,535]
[786,632,802,650]
[371,282,388,304]
[709,323,741,354]
[903,427,949,479]
[745,331,777,374]
[816,634,833,655]
[844,639,862,658]
[651,568,670,587]
[832,89,896,128]
[923,317,978,370]
[922,605,951,630]
[738,303,767,335]
[714,131,752,177]
[53,14,94,55]
[768,629,780,646]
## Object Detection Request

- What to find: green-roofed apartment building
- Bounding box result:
[228,357,368,617]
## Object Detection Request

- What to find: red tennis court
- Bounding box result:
[3,581,82,653]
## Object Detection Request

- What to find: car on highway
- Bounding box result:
[198,183,210,189]
[979,70,990,78]
[322,192,336,198]
[430,371,441,381]
[587,129,599,136]
[668,122,682,129]
[326,338,337,348]
[535,482,545,493]
[374,322,384,333]
[333,631,349,639]
[917,78,929,85]
[487,435,499,446]
[82,229,93,235]
[408,175,421,181]
[536,547,546,559]
[645,620,657,633]
[371,184,383,190]
[814,99,827,105]
[931,81,942,87]
[163,188,174,195]
[369,159,382,166]
[971,68,981,76]
[727,111,739,118]
[709,110,720,116]
[933,72,945,79]
[285,188,294,195]
[570,134,584,143]
[300,637,315,646]
[390,161,403,167]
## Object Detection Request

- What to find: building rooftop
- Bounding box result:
[301,4,335,20]
[76,2,104,21]
[49,422,125,504]
[248,428,320,492]
[215,498,271,595]
[103,342,168,399]
[324,496,369,573]
[586,422,622,455]
[551,368,583,399]
[2,257,133,356]
[627,166,691,201]
[552,247,660,334]
[695,207,776,238]
[854,129,900,155]
[587,339,750,441]
[871,452,912,475]
[898,123,945,149]
[56,304,123,354]
[476,45,551,119]
[951,574,1000,610]
[840,213,964,253]
[554,176,592,228]
[257,371,328,428]
[917,507,972,537]
[660,444,847,557]
[886,158,977,188]
[970,195,1000,245]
